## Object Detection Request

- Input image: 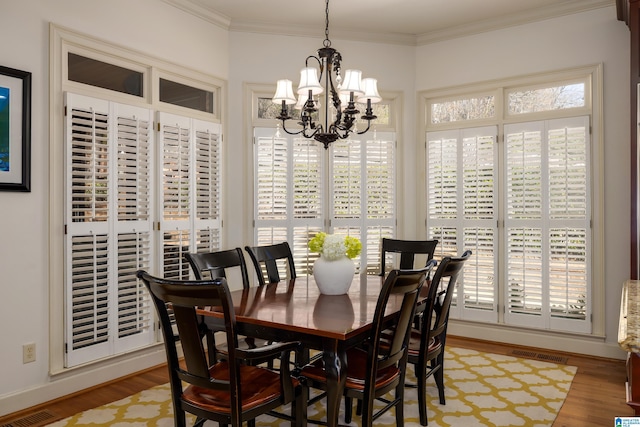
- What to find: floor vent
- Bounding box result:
[511,349,568,365]
[1,410,57,427]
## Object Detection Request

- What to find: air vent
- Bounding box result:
[1,410,56,427]
[511,349,569,364]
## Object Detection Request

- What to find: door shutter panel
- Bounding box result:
[64,93,154,367]
[158,112,222,278]
[426,127,498,323]
[504,117,590,333]
[331,134,396,274]
[253,129,324,277]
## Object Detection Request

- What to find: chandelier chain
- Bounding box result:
[323,0,331,48]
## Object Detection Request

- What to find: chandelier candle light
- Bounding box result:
[309,232,362,295]
[272,0,382,149]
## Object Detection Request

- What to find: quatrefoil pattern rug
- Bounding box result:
[47,347,577,427]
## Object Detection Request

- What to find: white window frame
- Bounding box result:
[247,85,401,277]
[419,64,604,337]
[50,25,225,372]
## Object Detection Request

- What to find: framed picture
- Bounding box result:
[0,65,31,192]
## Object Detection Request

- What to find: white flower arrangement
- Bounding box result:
[308,232,362,261]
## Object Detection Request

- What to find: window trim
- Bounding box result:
[50,24,226,374]
[245,84,404,275]
[417,63,604,339]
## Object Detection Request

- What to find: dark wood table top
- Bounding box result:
[199,274,413,342]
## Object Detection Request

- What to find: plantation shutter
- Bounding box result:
[64,93,154,367]
[253,128,324,277]
[252,129,396,276]
[504,116,590,333]
[158,112,222,279]
[426,126,498,323]
[331,134,396,274]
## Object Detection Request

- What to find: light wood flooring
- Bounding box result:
[0,336,633,426]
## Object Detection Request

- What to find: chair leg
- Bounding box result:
[292,385,307,427]
[435,355,446,404]
[395,385,405,427]
[248,421,256,427]
[356,398,363,416]
[174,408,188,427]
[417,363,429,426]
[344,396,353,423]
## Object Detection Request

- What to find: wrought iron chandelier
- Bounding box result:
[272,0,382,149]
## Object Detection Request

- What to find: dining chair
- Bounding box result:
[244,242,297,287]
[407,249,472,426]
[299,266,432,427]
[185,248,250,286]
[137,270,306,427]
[184,248,278,367]
[379,238,439,276]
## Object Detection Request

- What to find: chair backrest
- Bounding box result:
[364,266,431,398]
[185,248,250,289]
[380,238,439,275]
[244,242,296,286]
[419,250,472,352]
[137,271,243,422]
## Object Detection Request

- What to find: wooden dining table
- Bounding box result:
[198,273,416,427]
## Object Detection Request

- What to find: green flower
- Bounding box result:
[344,236,362,259]
[308,232,362,260]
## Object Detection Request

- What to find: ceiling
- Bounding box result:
[164,0,616,45]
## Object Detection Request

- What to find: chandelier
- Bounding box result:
[272,0,382,149]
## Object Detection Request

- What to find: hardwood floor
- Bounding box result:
[0,337,633,426]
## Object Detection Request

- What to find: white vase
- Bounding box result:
[313,255,356,295]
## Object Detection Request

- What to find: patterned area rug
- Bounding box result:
[47,347,577,427]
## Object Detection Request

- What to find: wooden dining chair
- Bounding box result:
[380,238,439,276]
[185,248,250,287]
[299,266,432,427]
[184,248,278,367]
[244,242,297,286]
[407,249,472,426]
[137,270,306,427]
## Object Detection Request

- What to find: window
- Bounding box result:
[56,29,224,368]
[252,129,396,276]
[68,53,143,97]
[423,67,598,334]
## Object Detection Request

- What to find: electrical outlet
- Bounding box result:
[23,343,35,363]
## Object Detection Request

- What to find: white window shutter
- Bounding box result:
[253,129,324,277]
[158,112,222,279]
[331,134,396,274]
[64,93,155,367]
[504,117,590,333]
[427,127,498,323]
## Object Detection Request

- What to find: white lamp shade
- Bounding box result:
[339,69,364,96]
[357,78,382,104]
[273,79,296,104]
[297,67,324,95]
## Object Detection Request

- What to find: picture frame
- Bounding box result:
[0,65,31,192]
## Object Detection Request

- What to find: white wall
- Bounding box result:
[415,6,631,357]
[0,0,229,415]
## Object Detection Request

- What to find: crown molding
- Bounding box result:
[163,0,614,46]
[229,20,418,46]
[161,0,231,30]
[416,0,615,45]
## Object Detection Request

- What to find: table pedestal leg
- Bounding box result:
[322,340,347,427]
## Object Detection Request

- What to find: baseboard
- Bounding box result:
[447,320,627,360]
[0,348,166,417]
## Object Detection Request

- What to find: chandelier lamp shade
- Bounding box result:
[272,0,381,149]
